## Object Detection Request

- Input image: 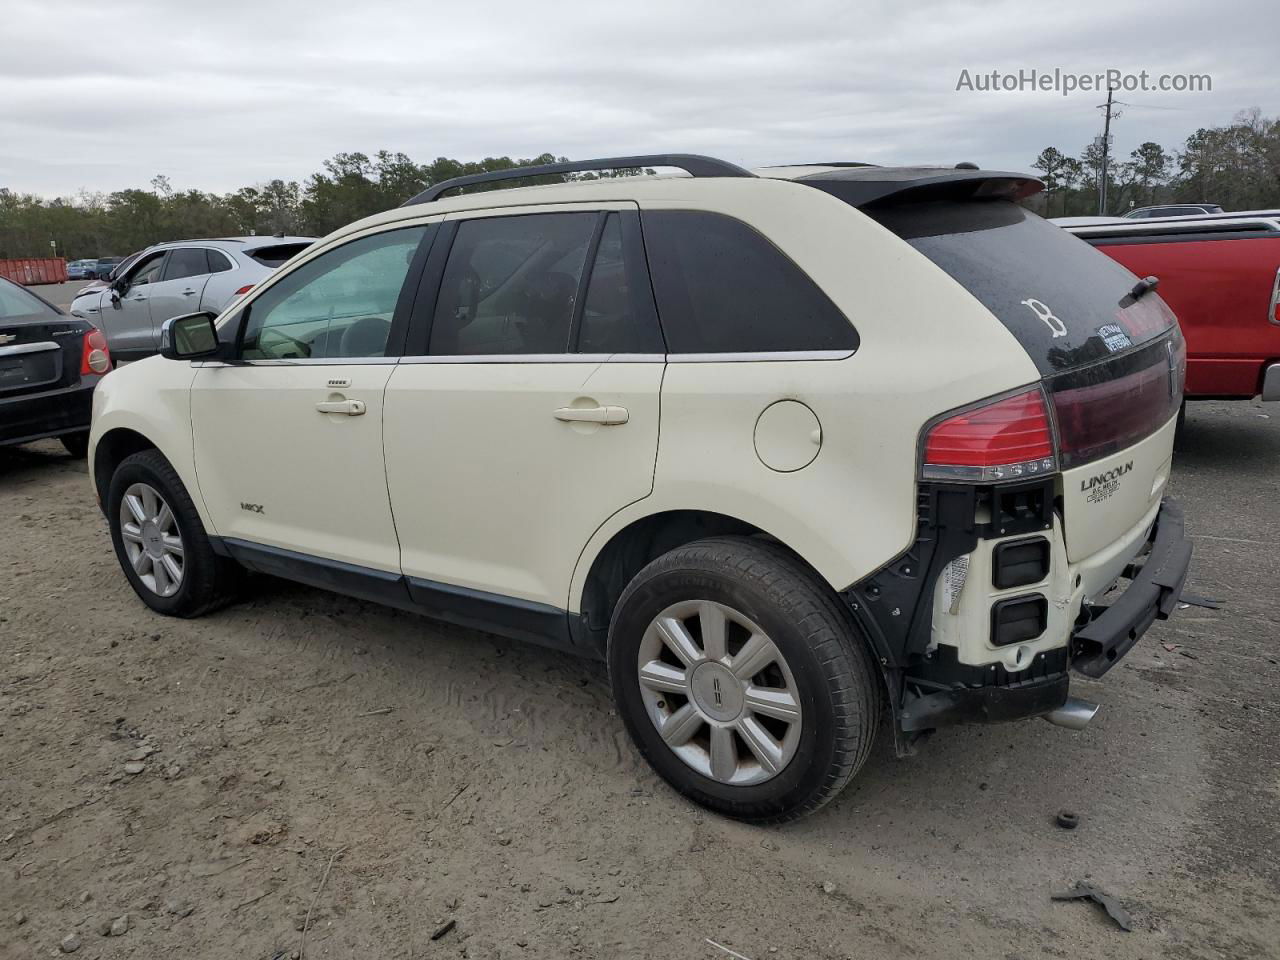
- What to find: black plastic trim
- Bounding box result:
[900,674,1068,731]
[402,154,755,205]
[992,536,1050,589]
[208,536,586,656]
[1071,498,1191,678]
[405,577,575,652]
[990,594,1048,647]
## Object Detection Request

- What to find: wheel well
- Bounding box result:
[579,510,781,654]
[93,428,156,507]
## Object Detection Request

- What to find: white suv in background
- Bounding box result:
[88,155,1192,822]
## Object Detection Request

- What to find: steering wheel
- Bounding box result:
[256,325,313,359]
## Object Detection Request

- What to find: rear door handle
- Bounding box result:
[554,405,628,425]
[316,399,366,416]
[182,289,197,297]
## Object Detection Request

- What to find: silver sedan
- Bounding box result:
[70,236,313,360]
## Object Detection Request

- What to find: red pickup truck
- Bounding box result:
[1061,214,1280,403]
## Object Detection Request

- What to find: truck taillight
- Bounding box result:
[80,329,112,375]
[922,388,1057,482]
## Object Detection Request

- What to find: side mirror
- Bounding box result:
[160,312,222,361]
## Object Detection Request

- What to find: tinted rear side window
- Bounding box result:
[868,200,1174,374]
[429,213,596,355]
[641,210,857,354]
[207,250,234,273]
[162,247,211,281]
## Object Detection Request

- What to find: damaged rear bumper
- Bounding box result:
[1070,498,1191,678]
[846,487,1192,738]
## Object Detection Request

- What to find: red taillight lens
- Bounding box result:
[1049,335,1183,469]
[923,389,1057,482]
[80,329,111,375]
[233,284,254,297]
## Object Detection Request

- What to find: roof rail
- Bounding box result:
[401,154,755,206]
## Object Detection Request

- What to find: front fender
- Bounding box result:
[89,357,211,531]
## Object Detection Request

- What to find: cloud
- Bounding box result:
[2,0,1276,196]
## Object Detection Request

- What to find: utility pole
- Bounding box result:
[1097,85,1117,215]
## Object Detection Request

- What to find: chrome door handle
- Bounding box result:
[554,405,628,425]
[316,399,366,416]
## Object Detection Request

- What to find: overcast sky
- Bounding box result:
[3,0,1277,198]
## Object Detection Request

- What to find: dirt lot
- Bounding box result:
[2,399,1278,960]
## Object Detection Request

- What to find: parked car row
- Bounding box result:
[70,237,313,361]
[86,155,1193,822]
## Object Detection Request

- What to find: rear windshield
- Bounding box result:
[0,281,59,320]
[868,200,1175,375]
[248,242,312,267]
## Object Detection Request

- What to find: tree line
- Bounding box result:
[2,107,1278,260]
[0,151,597,260]
[1028,108,1280,217]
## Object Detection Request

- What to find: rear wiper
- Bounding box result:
[1128,275,1159,300]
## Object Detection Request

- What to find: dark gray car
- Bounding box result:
[70,236,313,360]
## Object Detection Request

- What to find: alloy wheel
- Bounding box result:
[119,482,185,598]
[636,600,803,786]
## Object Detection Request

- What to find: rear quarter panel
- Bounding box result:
[569,180,1041,610]
[89,357,208,526]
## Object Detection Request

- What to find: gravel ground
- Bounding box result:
[2,399,1277,960]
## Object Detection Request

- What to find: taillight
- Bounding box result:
[922,388,1057,482]
[233,284,254,297]
[80,328,111,375]
[1048,333,1184,469]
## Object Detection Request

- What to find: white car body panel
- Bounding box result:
[189,362,400,572]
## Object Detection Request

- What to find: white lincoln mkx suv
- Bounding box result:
[89,154,1192,822]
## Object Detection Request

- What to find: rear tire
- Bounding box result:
[608,536,882,823]
[60,431,89,458]
[107,449,240,617]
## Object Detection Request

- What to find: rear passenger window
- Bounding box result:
[642,210,857,354]
[429,214,595,355]
[576,214,664,354]
[163,247,211,281]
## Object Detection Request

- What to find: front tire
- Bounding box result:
[107,449,239,617]
[608,536,882,823]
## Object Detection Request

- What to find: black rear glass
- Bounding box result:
[249,242,312,267]
[868,200,1175,375]
[0,280,60,321]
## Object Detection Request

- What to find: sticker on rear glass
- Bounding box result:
[1098,323,1133,353]
[1020,298,1069,339]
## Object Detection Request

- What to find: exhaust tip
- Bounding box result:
[1043,696,1099,731]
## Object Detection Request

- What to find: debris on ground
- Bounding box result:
[706,937,754,959]
[1055,810,1079,830]
[430,918,457,941]
[1178,593,1223,610]
[1052,882,1134,931]
[59,933,81,953]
